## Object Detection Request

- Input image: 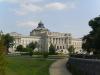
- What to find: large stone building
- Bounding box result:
[9,22,82,54]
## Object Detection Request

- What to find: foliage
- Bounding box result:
[26,42,38,56]
[16,45,24,52]
[82,16,100,54]
[16,45,33,56]
[27,48,33,56]
[23,47,33,56]
[68,45,75,55]
[26,42,37,51]
[0,37,6,75]
[42,52,48,58]
[82,35,94,53]
[49,44,56,55]
[3,34,14,53]
[33,51,42,55]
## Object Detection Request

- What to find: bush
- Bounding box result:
[16,45,24,52]
[33,51,42,55]
[29,51,33,56]
[20,48,33,56]
[43,52,48,58]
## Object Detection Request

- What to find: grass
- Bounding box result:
[5,56,54,75]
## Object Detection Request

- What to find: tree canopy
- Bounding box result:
[26,42,37,51]
[16,45,24,52]
[3,34,14,53]
[82,16,100,54]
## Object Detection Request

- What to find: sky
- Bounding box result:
[0,0,100,38]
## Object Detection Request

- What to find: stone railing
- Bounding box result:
[67,57,100,75]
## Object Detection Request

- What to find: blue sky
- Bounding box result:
[0,0,100,37]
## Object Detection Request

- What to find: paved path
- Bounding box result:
[49,59,72,75]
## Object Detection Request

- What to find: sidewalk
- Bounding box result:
[49,59,72,75]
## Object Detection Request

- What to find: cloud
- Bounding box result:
[15,2,76,15]
[1,0,76,15]
[15,2,43,15]
[6,1,76,15]
[17,20,39,28]
[45,2,66,10]
[45,2,76,10]
[0,0,17,3]
[0,0,43,3]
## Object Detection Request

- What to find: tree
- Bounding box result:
[82,35,94,54]
[16,45,24,52]
[68,45,75,55]
[0,36,6,75]
[49,44,56,55]
[26,42,38,56]
[21,47,33,56]
[82,16,100,54]
[27,42,37,51]
[3,34,14,53]
[28,48,33,56]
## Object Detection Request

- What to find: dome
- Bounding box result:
[37,21,45,28]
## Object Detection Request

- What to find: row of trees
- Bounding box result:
[16,42,37,52]
[0,32,75,56]
[82,16,100,55]
[16,42,37,56]
[16,43,56,56]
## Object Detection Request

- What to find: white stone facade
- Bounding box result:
[71,38,82,53]
[9,22,82,54]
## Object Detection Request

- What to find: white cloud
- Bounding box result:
[0,0,43,3]
[7,1,76,15]
[45,2,76,10]
[1,0,76,15]
[45,2,66,10]
[17,20,39,28]
[15,2,43,15]
[0,0,17,3]
[6,0,44,16]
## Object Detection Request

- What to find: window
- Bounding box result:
[60,46,62,49]
[57,46,59,49]
[63,46,65,49]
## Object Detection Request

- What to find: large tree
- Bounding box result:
[3,34,14,53]
[82,34,94,53]
[82,16,100,54]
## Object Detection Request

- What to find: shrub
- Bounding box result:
[29,51,33,56]
[33,51,42,55]
[43,52,48,58]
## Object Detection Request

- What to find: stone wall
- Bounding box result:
[67,57,100,75]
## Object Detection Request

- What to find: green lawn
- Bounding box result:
[6,56,54,75]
